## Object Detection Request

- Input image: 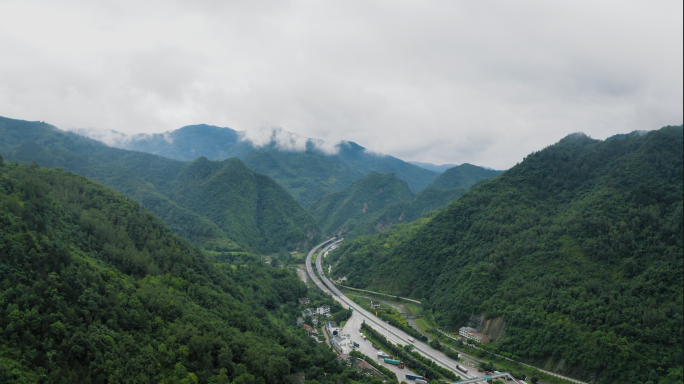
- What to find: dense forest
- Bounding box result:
[428,163,503,190]
[76,123,440,206]
[0,160,382,383]
[0,117,321,253]
[308,172,415,237]
[332,126,683,384]
[309,165,502,239]
[364,164,503,236]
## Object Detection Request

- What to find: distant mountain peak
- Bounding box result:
[410,161,501,173]
[238,126,345,155]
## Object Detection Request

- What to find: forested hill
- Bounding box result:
[0,161,368,383]
[0,116,320,253]
[310,162,505,239]
[73,124,440,206]
[308,172,415,237]
[332,126,683,384]
[428,163,503,189]
[364,163,505,234]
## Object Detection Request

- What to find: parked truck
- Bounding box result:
[415,380,428,384]
[456,365,468,374]
[378,352,390,358]
[353,341,359,348]
[405,374,426,381]
[372,343,380,349]
[384,358,404,368]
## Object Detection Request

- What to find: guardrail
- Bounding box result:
[336,285,422,304]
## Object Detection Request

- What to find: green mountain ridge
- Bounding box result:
[0,161,374,383]
[72,124,440,206]
[308,172,416,237]
[311,164,503,238]
[429,163,504,190]
[0,116,320,253]
[331,126,683,384]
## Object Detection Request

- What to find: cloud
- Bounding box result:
[239,125,343,155]
[0,0,681,169]
[69,128,132,147]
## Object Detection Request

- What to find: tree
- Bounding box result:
[304,315,314,327]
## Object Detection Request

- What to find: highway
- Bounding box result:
[305,239,498,382]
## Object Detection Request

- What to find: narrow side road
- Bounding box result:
[305,239,484,381]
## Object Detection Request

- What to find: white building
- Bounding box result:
[459,326,491,343]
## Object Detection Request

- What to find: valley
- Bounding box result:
[0,117,681,384]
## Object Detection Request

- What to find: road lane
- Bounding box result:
[305,239,482,381]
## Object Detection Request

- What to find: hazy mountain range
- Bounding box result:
[72,124,444,206]
[2,114,681,384]
[0,117,321,253]
[332,125,683,383]
[72,124,502,205]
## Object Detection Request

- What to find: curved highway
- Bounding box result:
[305,237,337,295]
[305,239,485,381]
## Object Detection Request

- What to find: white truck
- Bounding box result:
[407,337,414,343]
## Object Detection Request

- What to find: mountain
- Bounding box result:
[308,172,415,237]
[0,161,361,382]
[0,116,320,253]
[408,161,458,173]
[363,185,469,232]
[313,163,504,238]
[73,124,440,206]
[331,126,683,383]
[428,163,504,190]
[350,164,504,236]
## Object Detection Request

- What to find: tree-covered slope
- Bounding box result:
[308,172,415,237]
[364,164,504,234]
[365,186,469,233]
[428,163,503,189]
[73,124,440,205]
[240,146,366,206]
[0,116,320,253]
[332,126,684,384]
[0,161,367,383]
[166,156,321,252]
[333,141,439,194]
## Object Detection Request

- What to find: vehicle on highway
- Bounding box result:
[457,365,468,374]
[407,337,414,343]
[384,358,404,368]
[305,238,467,380]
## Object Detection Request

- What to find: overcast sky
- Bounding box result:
[0,0,681,169]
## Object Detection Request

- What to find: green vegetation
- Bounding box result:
[0,162,382,383]
[0,116,321,253]
[84,123,441,206]
[242,147,366,207]
[428,163,503,190]
[375,309,427,342]
[348,350,398,383]
[311,164,502,239]
[360,324,457,381]
[334,126,684,384]
[309,172,416,237]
